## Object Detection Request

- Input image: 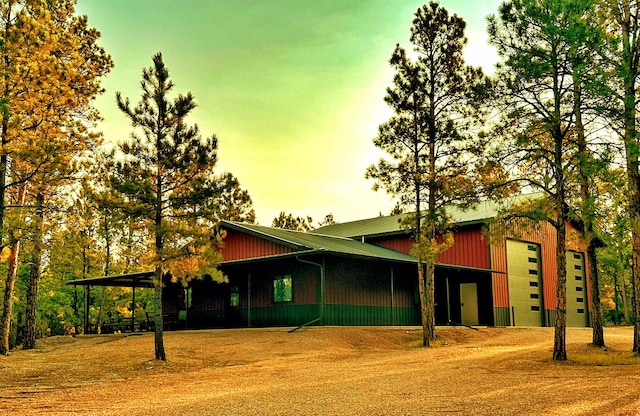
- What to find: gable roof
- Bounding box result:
[220,220,418,264]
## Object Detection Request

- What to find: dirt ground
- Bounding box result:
[0,326,639,416]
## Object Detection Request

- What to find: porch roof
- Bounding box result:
[67,271,155,288]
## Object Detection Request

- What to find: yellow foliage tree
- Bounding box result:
[0,0,112,354]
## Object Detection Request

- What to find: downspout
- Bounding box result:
[289,255,325,332]
[390,265,394,326]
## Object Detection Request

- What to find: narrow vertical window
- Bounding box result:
[274,275,293,303]
[230,286,240,307]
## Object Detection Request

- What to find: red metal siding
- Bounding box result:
[491,239,509,308]
[437,226,489,269]
[490,221,590,312]
[373,236,413,254]
[370,226,489,270]
[222,230,294,261]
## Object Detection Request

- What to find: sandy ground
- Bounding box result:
[0,326,639,416]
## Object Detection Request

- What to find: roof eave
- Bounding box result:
[220,220,308,251]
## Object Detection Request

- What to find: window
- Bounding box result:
[577,297,584,303]
[528,245,537,251]
[529,269,538,275]
[528,257,537,263]
[529,281,539,287]
[530,293,539,299]
[274,275,293,303]
[230,286,240,307]
[531,305,540,311]
[575,275,583,281]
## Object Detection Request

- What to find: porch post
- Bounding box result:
[247,271,252,328]
[131,286,136,332]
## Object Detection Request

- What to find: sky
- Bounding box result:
[75,0,503,226]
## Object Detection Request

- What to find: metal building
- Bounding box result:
[84,197,591,330]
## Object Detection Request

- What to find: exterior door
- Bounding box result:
[566,251,589,327]
[460,283,479,326]
[507,240,544,326]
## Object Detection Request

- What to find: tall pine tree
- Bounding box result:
[366,2,484,347]
[487,0,605,360]
[111,53,223,360]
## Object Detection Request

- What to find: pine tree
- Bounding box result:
[366,2,484,347]
[487,0,604,360]
[111,52,223,360]
[601,0,640,355]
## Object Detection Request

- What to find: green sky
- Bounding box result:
[76,0,502,225]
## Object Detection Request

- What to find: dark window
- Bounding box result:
[528,257,537,263]
[575,276,582,281]
[578,308,585,314]
[529,281,539,287]
[274,275,293,303]
[576,287,583,292]
[529,269,538,275]
[573,253,582,259]
[577,297,584,303]
[531,306,540,311]
[528,245,537,251]
[574,264,582,270]
[230,286,240,307]
[530,293,539,299]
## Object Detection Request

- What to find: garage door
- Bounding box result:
[506,240,543,327]
[566,251,589,327]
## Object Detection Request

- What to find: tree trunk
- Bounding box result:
[617,0,640,354]
[633,230,640,354]
[0,238,20,355]
[587,242,604,346]
[425,258,436,342]
[152,265,166,360]
[621,262,630,323]
[417,257,428,347]
[553,216,568,361]
[23,191,44,350]
[572,66,605,347]
[552,110,568,361]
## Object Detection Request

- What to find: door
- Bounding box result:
[506,240,544,326]
[460,283,479,326]
[566,251,589,327]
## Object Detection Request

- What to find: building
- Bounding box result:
[162,198,592,329]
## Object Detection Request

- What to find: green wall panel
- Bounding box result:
[324,304,420,326]
[493,307,510,326]
[231,304,319,327]
[393,307,421,326]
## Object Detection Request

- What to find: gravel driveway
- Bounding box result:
[1,326,638,415]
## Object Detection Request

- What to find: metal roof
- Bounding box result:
[220,220,418,264]
[315,197,536,238]
[67,271,155,288]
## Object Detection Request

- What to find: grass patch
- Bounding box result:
[569,346,640,366]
